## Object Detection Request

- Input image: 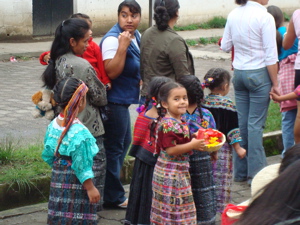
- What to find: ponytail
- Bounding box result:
[154,0,180,31]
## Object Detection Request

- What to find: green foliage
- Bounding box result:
[174,16,226,31]
[263,138,281,157]
[186,39,198,46]
[0,140,50,191]
[283,12,290,22]
[206,16,227,28]
[174,24,199,31]
[264,101,281,133]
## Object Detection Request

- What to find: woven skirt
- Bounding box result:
[189,151,216,225]
[150,152,197,225]
[212,142,233,213]
[47,158,98,225]
[124,158,155,225]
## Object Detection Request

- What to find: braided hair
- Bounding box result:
[177,75,204,120]
[150,81,183,155]
[203,68,231,91]
[53,77,88,156]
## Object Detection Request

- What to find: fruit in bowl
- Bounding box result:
[197,128,225,152]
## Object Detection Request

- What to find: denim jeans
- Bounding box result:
[281,109,297,157]
[232,67,270,182]
[103,103,131,205]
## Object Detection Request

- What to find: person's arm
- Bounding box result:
[168,37,191,78]
[166,138,205,156]
[261,15,279,94]
[83,179,100,203]
[270,91,298,102]
[283,19,297,50]
[220,19,233,52]
[232,142,246,159]
[103,31,132,80]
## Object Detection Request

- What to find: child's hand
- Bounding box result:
[43,53,51,64]
[190,138,205,151]
[87,186,100,203]
[106,82,112,90]
[269,92,281,102]
[235,146,246,159]
[210,151,218,162]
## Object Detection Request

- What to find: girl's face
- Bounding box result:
[118,6,141,34]
[70,30,91,55]
[162,87,188,120]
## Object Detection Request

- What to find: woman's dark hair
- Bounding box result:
[235,159,300,225]
[154,0,180,31]
[203,68,231,91]
[144,76,173,110]
[279,144,300,173]
[235,0,247,5]
[177,75,204,120]
[53,77,82,110]
[267,5,284,29]
[70,13,92,24]
[276,30,283,56]
[118,0,141,16]
[41,18,89,89]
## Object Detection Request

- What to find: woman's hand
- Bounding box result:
[118,31,132,50]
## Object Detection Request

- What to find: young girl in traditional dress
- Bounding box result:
[42,77,100,225]
[178,75,218,224]
[201,68,246,213]
[125,76,172,225]
[150,82,205,225]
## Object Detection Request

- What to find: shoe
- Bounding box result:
[117,198,128,209]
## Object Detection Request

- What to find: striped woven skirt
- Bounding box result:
[189,151,216,225]
[47,158,98,225]
[212,142,233,213]
[150,151,196,225]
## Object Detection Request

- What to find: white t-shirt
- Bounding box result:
[102,34,140,61]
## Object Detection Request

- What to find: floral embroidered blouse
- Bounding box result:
[202,94,242,145]
[157,117,191,160]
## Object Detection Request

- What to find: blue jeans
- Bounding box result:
[232,67,270,181]
[281,109,297,157]
[103,103,131,205]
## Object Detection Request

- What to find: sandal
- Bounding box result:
[117,198,128,209]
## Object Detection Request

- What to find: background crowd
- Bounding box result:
[39,0,300,224]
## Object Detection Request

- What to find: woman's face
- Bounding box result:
[70,30,91,55]
[118,6,141,34]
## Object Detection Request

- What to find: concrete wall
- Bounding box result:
[0,0,32,40]
[0,0,299,40]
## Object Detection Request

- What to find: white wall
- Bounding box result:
[0,0,32,39]
[0,0,299,40]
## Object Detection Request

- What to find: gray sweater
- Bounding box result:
[55,52,107,137]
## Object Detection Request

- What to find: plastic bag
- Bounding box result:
[221,204,247,225]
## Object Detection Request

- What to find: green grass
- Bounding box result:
[264,101,281,133]
[174,16,226,31]
[185,36,221,46]
[0,140,50,190]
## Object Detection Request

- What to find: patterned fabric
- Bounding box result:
[278,53,297,112]
[202,94,241,213]
[150,118,197,224]
[47,158,98,225]
[182,108,217,225]
[212,142,232,213]
[42,119,99,224]
[42,119,99,184]
[55,52,107,137]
